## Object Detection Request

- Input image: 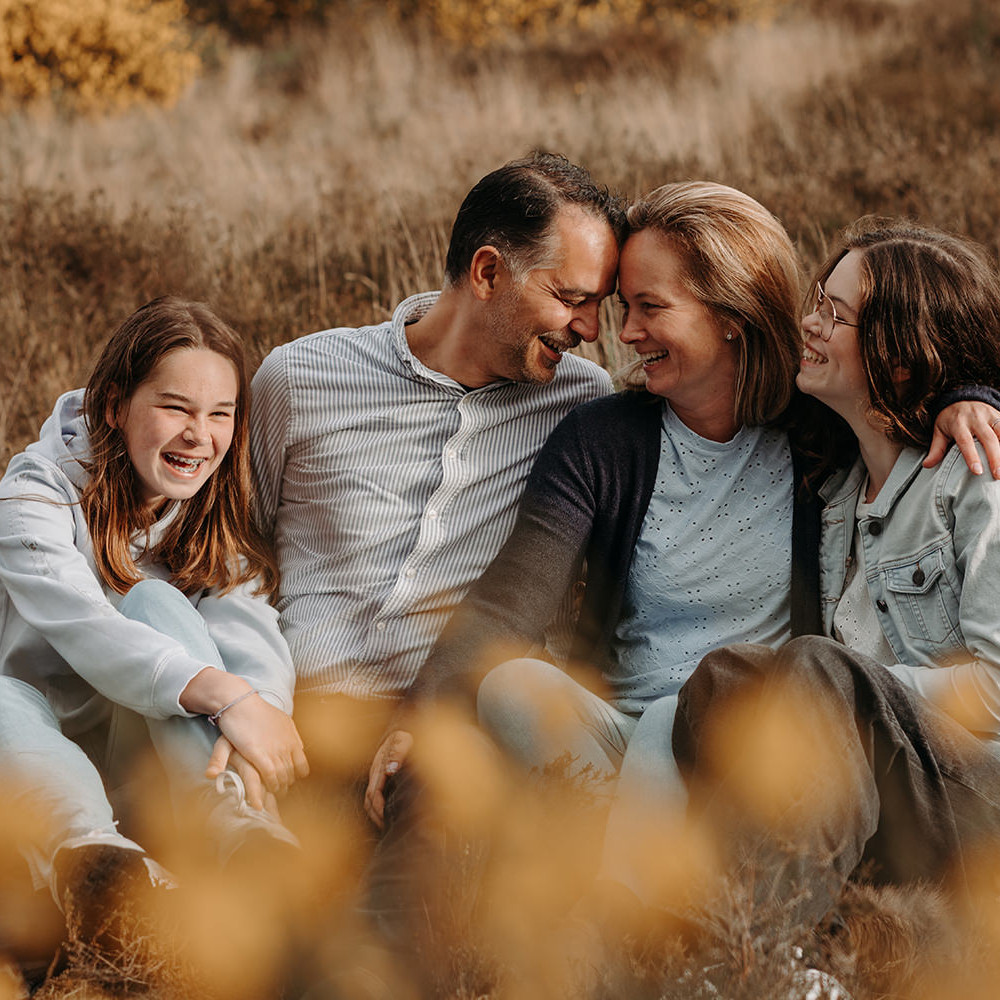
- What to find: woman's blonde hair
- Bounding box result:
[81,296,278,598]
[623,181,802,427]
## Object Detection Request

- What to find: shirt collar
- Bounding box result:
[820,447,926,513]
[391,291,462,390]
[390,290,512,395]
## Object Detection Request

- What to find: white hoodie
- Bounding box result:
[0,390,294,737]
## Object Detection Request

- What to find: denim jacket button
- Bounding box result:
[868,520,882,536]
[876,599,888,612]
[912,567,925,586]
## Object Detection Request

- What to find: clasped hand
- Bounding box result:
[205,692,309,809]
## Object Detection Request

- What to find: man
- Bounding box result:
[250,153,624,803]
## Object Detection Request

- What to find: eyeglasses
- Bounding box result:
[812,281,859,342]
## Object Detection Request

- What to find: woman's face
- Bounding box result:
[618,229,739,421]
[111,347,239,509]
[797,249,869,422]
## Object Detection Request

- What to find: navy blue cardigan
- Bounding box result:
[406,392,821,707]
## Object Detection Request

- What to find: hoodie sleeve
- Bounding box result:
[196,584,295,713]
[0,455,212,719]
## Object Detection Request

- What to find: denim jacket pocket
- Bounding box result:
[882,547,960,645]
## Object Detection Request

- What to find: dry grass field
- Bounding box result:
[2,0,1000,997]
[3,0,1000,464]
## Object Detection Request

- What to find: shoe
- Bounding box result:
[791,966,852,1000]
[789,947,853,1000]
[210,770,301,866]
[52,843,177,964]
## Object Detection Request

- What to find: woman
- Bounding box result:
[0,297,308,956]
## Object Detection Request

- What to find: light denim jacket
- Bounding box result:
[0,391,295,736]
[819,445,1000,743]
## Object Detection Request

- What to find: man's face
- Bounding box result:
[483,205,619,384]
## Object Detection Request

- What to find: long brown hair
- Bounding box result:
[811,217,1000,448]
[622,181,803,428]
[81,296,278,598]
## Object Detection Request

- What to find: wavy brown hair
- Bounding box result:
[810,217,1000,448]
[81,296,278,598]
[621,181,803,428]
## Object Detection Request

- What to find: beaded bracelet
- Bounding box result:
[207,689,258,727]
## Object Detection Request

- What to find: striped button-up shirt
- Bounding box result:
[250,292,613,700]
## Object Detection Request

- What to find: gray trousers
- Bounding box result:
[675,636,1000,929]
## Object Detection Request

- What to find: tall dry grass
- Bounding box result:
[5,0,1000,464]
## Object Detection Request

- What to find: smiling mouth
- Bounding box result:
[164,453,207,472]
[802,347,828,364]
[640,350,669,366]
[539,334,573,356]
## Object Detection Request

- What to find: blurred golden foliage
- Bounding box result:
[700,676,855,835]
[0,793,62,964]
[0,0,797,109]
[0,962,26,1000]
[2,693,1000,998]
[0,0,199,111]
[409,704,509,837]
[4,0,1000,988]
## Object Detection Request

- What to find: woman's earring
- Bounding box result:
[725,331,734,341]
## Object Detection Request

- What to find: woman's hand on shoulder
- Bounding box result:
[925,400,1000,478]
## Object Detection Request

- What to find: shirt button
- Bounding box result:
[868,520,882,536]
[445,449,457,460]
[426,509,438,520]
[912,568,925,586]
[375,621,386,631]
[876,599,888,612]
[405,568,416,578]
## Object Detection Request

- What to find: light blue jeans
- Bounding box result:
[476,657,687,904]
[0,579,225,894]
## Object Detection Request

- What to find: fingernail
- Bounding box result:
[386,761,399,774]
[973,462,983,475]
